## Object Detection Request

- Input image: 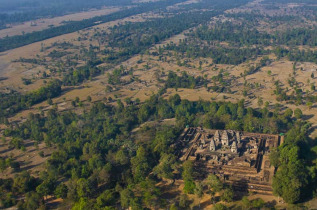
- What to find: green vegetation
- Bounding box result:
[0,0,185,52]
[0,0,134,27]
[1,91,313,208]
[0,79,62,122]
[164,40,268,65]
[165,71,207,89]
[0,0,317,208]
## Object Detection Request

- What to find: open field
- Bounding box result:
[0,7,121,38]
[0,12,152,93]
[0,139,54,179]
[1,9,316,138]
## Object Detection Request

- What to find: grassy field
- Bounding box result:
[0,7,121,38]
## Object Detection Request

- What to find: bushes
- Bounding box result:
[0,79,62,118]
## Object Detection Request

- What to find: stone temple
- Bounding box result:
[178,127,283,194]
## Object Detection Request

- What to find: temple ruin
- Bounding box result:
[179,127,283,194]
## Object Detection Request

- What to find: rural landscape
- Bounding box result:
[0,0,317,209]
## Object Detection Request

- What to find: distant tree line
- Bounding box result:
[164,71,207,89]
[0,0,185,52]
[0,79,62,122]
[164,40,268,65]
[190,21,317,47]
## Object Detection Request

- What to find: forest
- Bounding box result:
[0,0,317,209]
[0,79,62,123]
[1,91,315,209]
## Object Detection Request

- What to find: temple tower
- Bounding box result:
[236,131,241,144]
[231,141,238,153]
[210,139,216,151]
[214,130,220,142]
[201,134,206,145]
[221,130,229,146]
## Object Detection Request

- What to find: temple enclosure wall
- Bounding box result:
[178,127,282,195]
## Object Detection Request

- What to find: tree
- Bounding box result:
[1,192,16,208]
[115,149,129,165]
[0,158,7,172]
[251,198,265,208]
[184,179,196,194]
[55,183,68,199]
[67,180,78,201]
[23,191,43,210]
[267,70,272,76]
[36,179,56,199]
[47,98,53,105]
[124,97,132,105]
[120,188,134,209]
[179,194,189,208]
[269,148,280,167]
[213,203,228,210]
[170,203,178,210]
[205,174,223,192]
[138,104,151,123]
[257,97,263,107]
[194,182,204,208]
[96,190,116,208]
[9,138,23,149]
[153,153,178,181]
[13,171,38,194]
[38,151,45,157]
[182,161,195,194]
[152,128,177,154]
[241,196,251,209]
[87,96,92,102]
[182,161,194,181]
[131,146,150,182]
[221,187,234,202]
[306,102,313,110]
[138,179,161,209]
[98,165,111,185]
[237,106,244,119]
[72,198,91,210]
[272,138,309,204]
[294,108,303,119]
[241,197,265,209]
[77,178,94,198]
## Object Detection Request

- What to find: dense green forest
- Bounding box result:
[190,22,317,47]
[1,91,315,208]
[0,79,62,123]
[164,71,207,89]
[164,41,268,65]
